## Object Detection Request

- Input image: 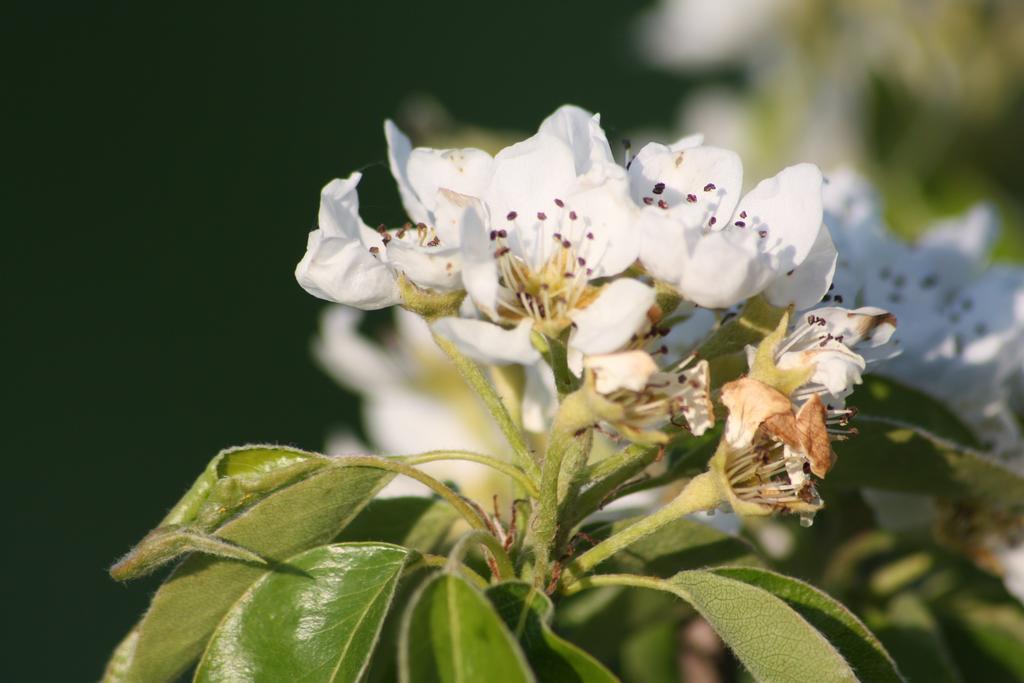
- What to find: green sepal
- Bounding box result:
[398,273,465,320]
[748,309,813,397]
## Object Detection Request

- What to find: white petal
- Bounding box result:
[457,198,500,317]
[485,132,579,229]
[708,163,824,301]
[677,232,762,308]
[314,306,403,389]
[765,224,837,310]
[431,317,540,365]
[629,143,743,231]
[407,146,492,222]
[584,350,660,394]
[384,241,462,291]
[295,176,399,308]
[638,211,692,285]
[570,279,656,356]
[537,104,615,171]
[384,120,430,226]
[365,387,492,456]
[565,172,642,276]
[669,132,705,151]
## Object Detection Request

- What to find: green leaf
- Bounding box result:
[938,601,1024,681]
[194,543,408,682]
[337,496,458,553]
[591,516,760,577]
[868,593,963,683]
[853,376,980,447]
[711,567,904,683]
[829,417,1024,507]
[106,456,395,682]
[110,526,266,581]
[162,445,326,528]
[653,570,860,682]
[486,581,619,682]
[400,572,534,683]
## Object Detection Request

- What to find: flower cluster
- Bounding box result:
[296,105,901,525]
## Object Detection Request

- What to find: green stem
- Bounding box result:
[331,455,489,530]
[559,471,722,590]
[431,331,541,481]
[445,529,516,581]
[403,450,539,498]
[560,572,671,597]
[528,390,594,586]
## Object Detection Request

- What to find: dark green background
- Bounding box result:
[7,2,1023,679]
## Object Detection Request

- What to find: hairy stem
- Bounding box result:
[560,471,722,590]
[527,390,594,587]
[403,450,539,498]
[330,455,490,530]
[431,331,541,480]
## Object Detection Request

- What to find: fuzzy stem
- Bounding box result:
[560,572,672,596]
[330,455,489,531]
[559,471,722,590]
[431,331,541,480]
[403,450,539,498]
[527,390,594,586]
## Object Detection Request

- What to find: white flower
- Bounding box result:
[631,140,835,309]
[296,124,493,309]
[583,350,714,442]
[824,169,1024,456]
[751,306,898,408]
[435,105,654,364]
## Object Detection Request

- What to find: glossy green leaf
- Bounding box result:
[110,526,266,581]
[106,456,395,683]
[486,581,618,682]
[659,570,858,682]
[592,515,759,577]
[869,593,963,683]
[400,572,534,683]
[830,418,1024,506]
[337,496,458,553]
[712,567,904,682]
[194,543,408,682]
